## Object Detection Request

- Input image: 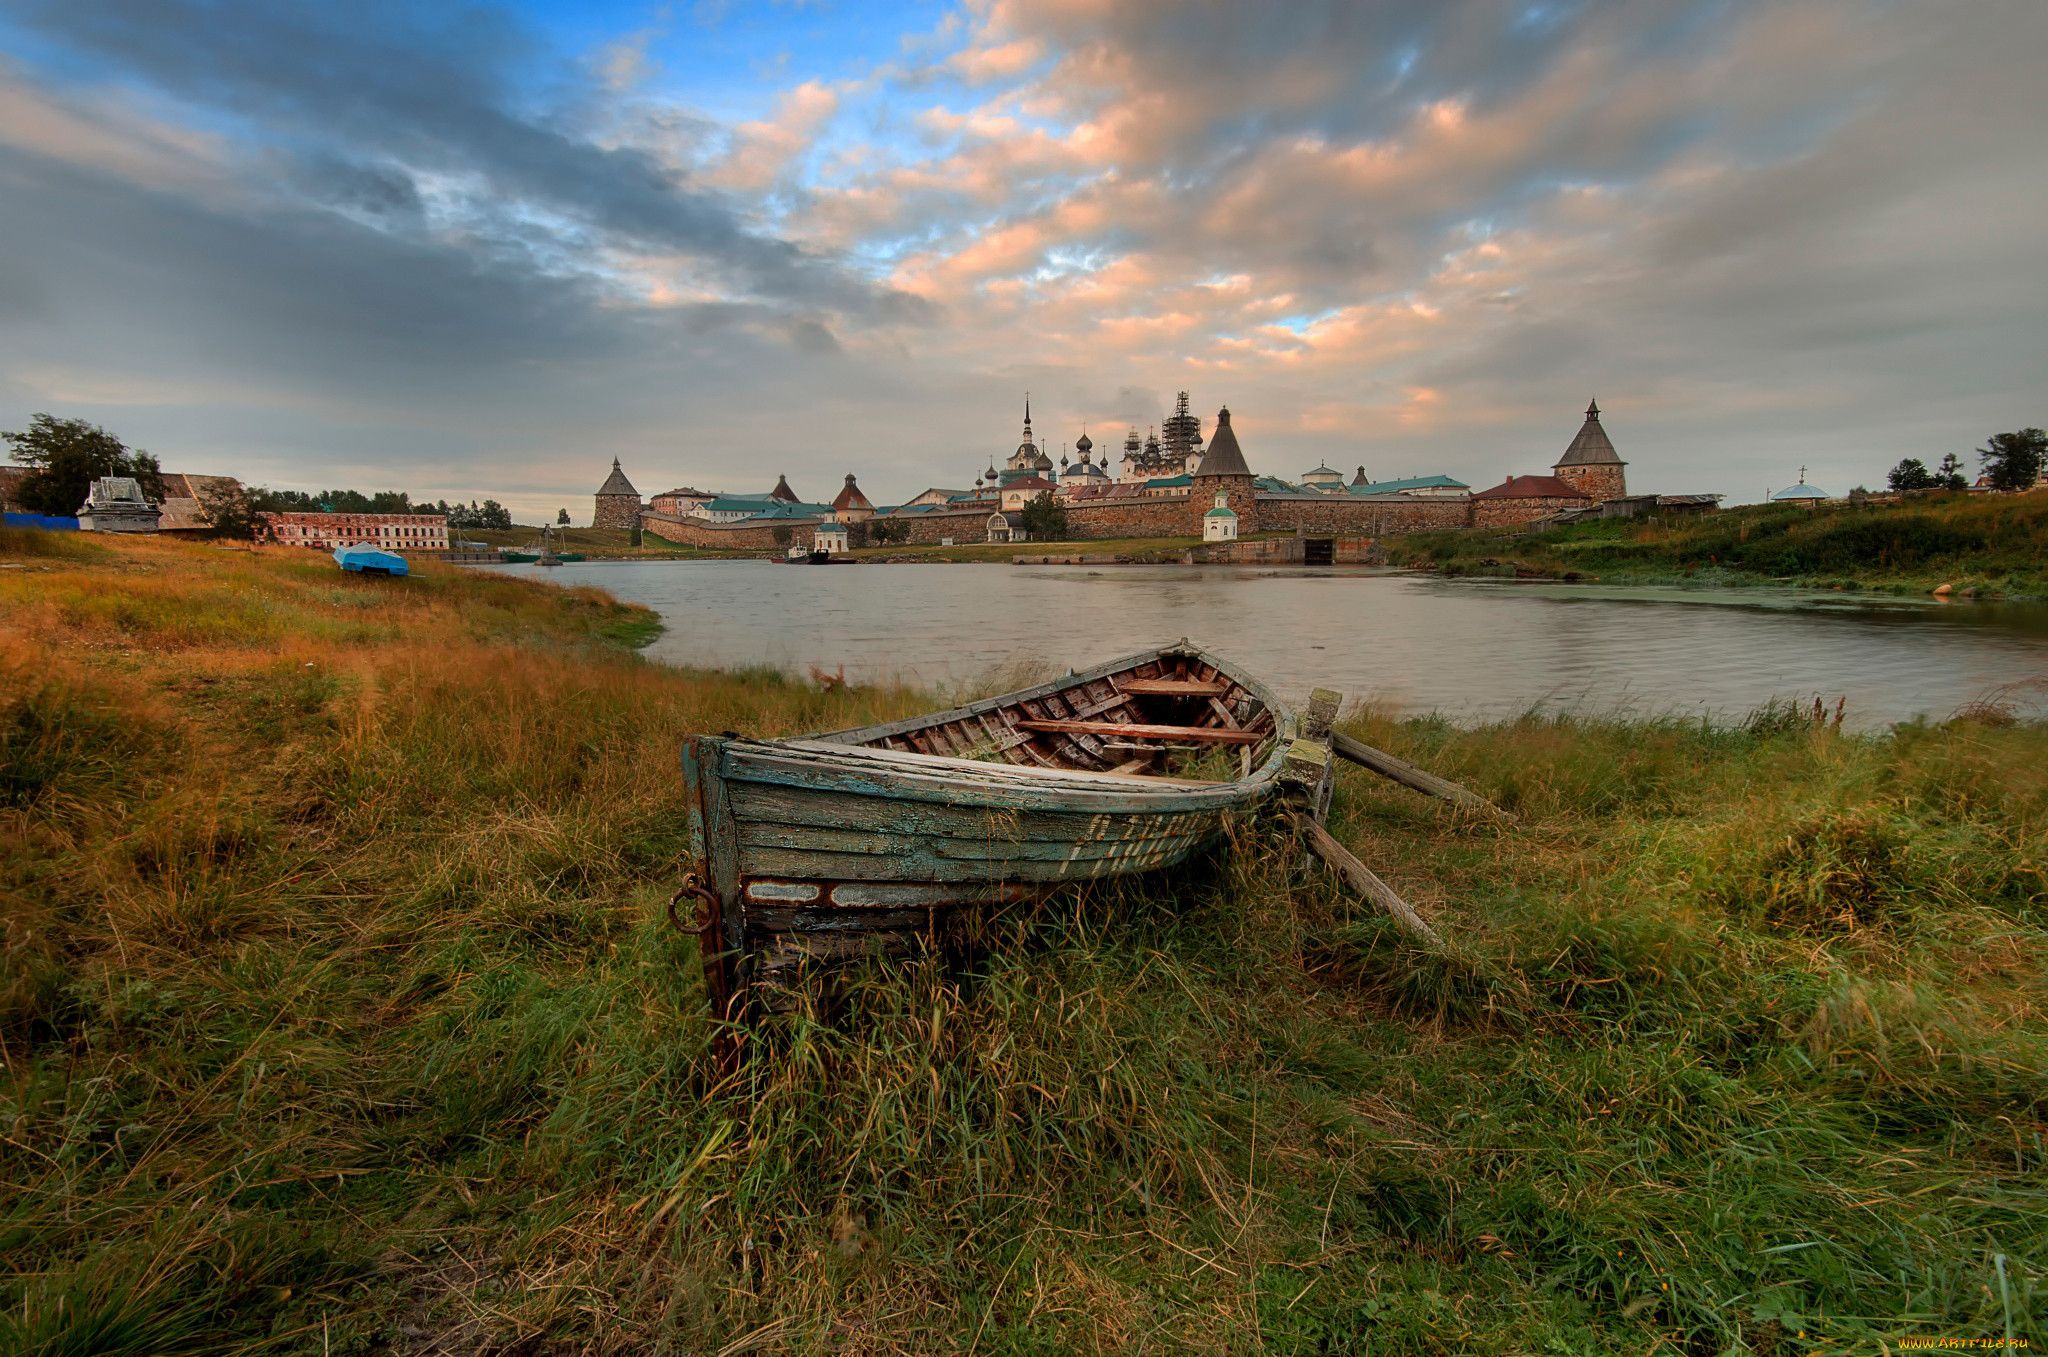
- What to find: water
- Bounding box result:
[486,560,2048,728]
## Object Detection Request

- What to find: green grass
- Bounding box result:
[2,531,2043,1353]
[1400,488,2048,597]
[463,524,758,560]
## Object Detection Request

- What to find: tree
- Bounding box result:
[771,524,794,548]
[556,508,570,525]
[1,414,163,516]
[1936,452,1967,491]
[439,499,510,530]
[260,488,322,512]
[197,481,264,539]
[1979,428,2046,492]
[869,519,910,545]
[1019,492,1067,541]
[1887,458,1935,492]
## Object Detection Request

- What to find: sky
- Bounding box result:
[0,0,2042,517]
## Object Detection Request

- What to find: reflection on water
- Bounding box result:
[483,560,2048,727]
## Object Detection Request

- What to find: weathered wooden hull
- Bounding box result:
[682,642,1291,1008]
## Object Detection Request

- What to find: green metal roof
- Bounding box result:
[1347,474,1468,495]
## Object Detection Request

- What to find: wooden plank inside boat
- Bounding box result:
[1115,678,1230,697]
[1012,718,1268,744]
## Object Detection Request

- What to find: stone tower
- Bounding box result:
[1188,406,1256,535]
[593,458,642,532]
[1552,399,1627,501]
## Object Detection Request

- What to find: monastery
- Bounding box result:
[613,395,1717,554]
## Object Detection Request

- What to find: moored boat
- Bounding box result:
[505,525,585,564]
[680,641,1292,1014]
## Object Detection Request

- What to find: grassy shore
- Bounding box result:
[1400,489,2048,597]
[3,530,2044,1354]
[464,525,756,560]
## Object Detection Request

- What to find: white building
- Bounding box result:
[1202,493,1240,541]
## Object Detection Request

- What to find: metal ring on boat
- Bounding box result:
[669,873,719,934]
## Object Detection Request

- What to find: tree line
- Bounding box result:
[1888,428,2044,493]
[1,414,530,534]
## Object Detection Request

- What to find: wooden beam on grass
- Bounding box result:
[1331,732,1514,821]
[1292,813,1445,949]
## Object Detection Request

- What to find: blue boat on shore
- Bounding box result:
[333,545,409,576]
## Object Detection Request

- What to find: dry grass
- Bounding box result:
[1,531,2044,1354]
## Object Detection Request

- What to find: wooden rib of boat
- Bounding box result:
[681,640,1293,1013]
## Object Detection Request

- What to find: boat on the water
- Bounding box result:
[503,525,584,565]
[333,545,408,576]
[680,641,1291,1014]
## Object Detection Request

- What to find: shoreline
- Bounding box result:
[476,548,2045,602]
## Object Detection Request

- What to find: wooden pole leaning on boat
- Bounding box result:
[1330,732,1514,822]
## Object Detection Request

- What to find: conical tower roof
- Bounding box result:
[1197,407,1251,477]
[769,474,800,503]
[830,473,872,511]
[597,458,638,496]
[1556,398,1624,467]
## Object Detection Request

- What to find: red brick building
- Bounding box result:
[1469,475,1593,529]
[261,512,449,551]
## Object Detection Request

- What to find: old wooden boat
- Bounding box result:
[680,641,1294,1013]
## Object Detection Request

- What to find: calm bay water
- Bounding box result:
[486,560,2048,728]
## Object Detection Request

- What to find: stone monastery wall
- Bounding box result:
[643,479,1584,552]
[1063,496,1190,539]
[1254,496,1470,536]
[641,510,821,551]
[1470,494,1588,529]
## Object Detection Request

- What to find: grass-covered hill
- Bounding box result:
[1402,488,2048,597]
[2,529,2044,1353]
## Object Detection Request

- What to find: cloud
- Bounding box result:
[1,0,917,319]
[0,0,2040,513]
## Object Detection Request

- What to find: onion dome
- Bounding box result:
[1075,430,1093,456]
